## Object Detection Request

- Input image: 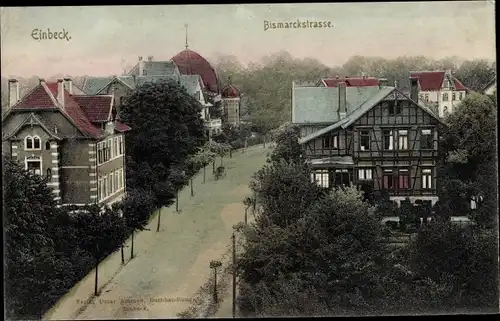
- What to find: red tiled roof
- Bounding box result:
[323,77,379,87]
[221,84,240,98]
[171,49,220,93]
[13,85,58,109]
[45,83,103,138]
[115,121,131,132]
[454,78,467,91]
[409,71,445,91]
[72,95,112,122]
[410,71,468,91]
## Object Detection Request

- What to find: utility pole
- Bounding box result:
[232,233,237,318]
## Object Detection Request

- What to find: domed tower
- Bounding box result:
[221,77,241,127]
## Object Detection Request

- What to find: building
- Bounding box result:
[220,79,241,127]
[316,75,379,87]
[409,70,467,118]
[292,77,444,206]
[2,78,131,207]
[482,76,496,96]
[82,56,222,136]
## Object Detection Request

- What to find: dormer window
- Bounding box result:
[25,135,42,150]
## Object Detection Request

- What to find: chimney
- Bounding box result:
[39,78,45,85]
[338,82,347,119]
[57,79,65,108]
[394,80,398,88]
[138,56,144,75]
[335,74,340,79]
[8,79,20,108]
[63,77,73,94]
[148,56,153,62]
[410,76,419,103]
[379,78,388,88]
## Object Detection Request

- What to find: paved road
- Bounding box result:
[45,145,270,320]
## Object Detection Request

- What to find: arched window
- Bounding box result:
[45,141,51,150]
[33,136,41,149]
[25,136,33,150]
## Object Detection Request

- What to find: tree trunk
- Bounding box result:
[176,191,179,212]
[131,230,135,259]
[190,178,194,197]
[212,161,216,174]
[213,268,218,303]
[220,156,224,166]
[121,244,125,265]
[245,207,248,225]
[230,149,232,158]
[203,165,206,184]
[94,259,99,296]
[232,233,236,318]
[157,208,162,232]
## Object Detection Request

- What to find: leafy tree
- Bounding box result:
[267,123,302,164]
[410,222,499,312]
[119,80,206,209]
[120,188,156,258]
[454,59,496,91]
[441,92,497,227]
[189,145,216,184]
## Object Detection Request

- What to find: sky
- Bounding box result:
[0,2,496,77]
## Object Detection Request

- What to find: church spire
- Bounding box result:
[184,24,189,50]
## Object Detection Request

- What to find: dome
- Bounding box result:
[171,49,220,93]
[221,84,240,98]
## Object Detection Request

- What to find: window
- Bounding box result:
[322,134,338,149]
[358,168,372,180]
[422,169,433,189]
[442,93,449,101]
[143,70,147,76]
[459,92,463,100]
[26,160,42,176]
[334,169,350,187]
[115,171,120,191]
[24,135,42,150]
[114,137,119,157]
[120,136,124,155]
[443,106,449,117]
[398,130,408,150]
[97,143,103,164]
[110,172,115,193]
[420,129,433,149]
[382,169,393,189]
[46,168,52,180]
[359,131,370,151]
[101,176,108,198]
[387,101,402,115]
[397,169,410,189]
[45,141,51,150]
[452,93,456,100]
[109,139,114,159]
[424,94,429,102]
[106,175,113,196]
[383,130,394,150]
[311,170,329,188]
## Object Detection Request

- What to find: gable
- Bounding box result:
[3,112,63,141]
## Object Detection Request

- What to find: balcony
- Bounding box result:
[205,118,222,129]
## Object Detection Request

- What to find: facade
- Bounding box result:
[293,77,444,206]
[2,78,131,207]
[220,81,241,127]
[482,77,496,96]
[82,56,222,136]
[410,70,467,118]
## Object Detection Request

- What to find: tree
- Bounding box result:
[3,157,64,319]
[119,80,206,210]
[190,145,216,184]
[237,186,388,316]
[454,59,496,91]
[71,204,128,296]
[267,123,302,164]
[120,188,156,259]
[441,92,497,227]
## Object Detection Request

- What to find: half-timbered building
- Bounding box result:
[292,77,444,206]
